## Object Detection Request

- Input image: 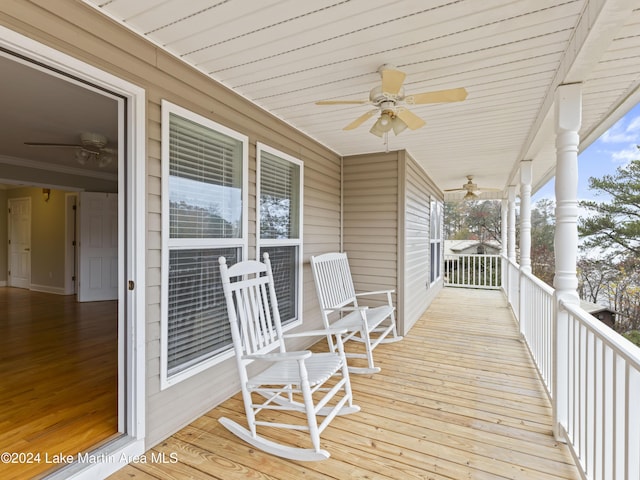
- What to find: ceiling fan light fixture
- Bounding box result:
[391,117,408,135]
[75,148,90,165]
[370,112,394,137]
[464,190,477,200]
[369,118,385,137]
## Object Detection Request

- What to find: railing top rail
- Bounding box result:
[504,255,519,269]
[560,299,640,371]
[444,253,502,259]
[521,269,554,296]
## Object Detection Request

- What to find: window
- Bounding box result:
[256,143,303,327]
[430,200,443,284]
[161,101,248,387]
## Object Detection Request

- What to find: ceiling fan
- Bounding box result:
[24,132,116,167]
[445,175,501,200]
[315,64,467,137]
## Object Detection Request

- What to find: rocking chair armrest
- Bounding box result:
[354,289,395,297]
[324,306,369,313]
[284,327,349,339]
[242,350,312,362]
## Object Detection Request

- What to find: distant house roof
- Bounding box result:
[580,300,616,315]
[444,240,502,256]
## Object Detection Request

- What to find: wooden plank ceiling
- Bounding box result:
[84,0,640,198]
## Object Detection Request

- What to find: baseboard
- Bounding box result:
[30,283,68,295]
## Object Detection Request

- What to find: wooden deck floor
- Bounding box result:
[109,288,579,480]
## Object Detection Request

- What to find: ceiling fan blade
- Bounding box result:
[316,99,368,105]
[444,188,466,192]
[405,87,468,104]
[381,68,406,95]
[344,109,378,130]
[395,108,426,130]
[24,142,82,148]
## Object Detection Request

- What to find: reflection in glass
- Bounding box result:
[260,152,300,240]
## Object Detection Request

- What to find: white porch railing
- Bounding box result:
[505,256,519,319]
[443,253,501,289]
[446,253,640,480]
[520,269,555,395]
[558,300,640,480]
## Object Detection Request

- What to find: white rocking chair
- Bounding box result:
[310,252,403,374]
[218,253,360,461]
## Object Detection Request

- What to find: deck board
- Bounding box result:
[109,287,579,480]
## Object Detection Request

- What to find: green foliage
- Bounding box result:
[579,159,640,257]
[623,330,640,348]
[530,199,555,286]
[444,200,501,242]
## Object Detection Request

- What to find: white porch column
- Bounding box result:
[507,185,517,262]
[519,160,533,338]
[553,83,581,441]
[501,198,508,288]
[519,160,532,274]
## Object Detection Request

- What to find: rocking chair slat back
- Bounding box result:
[310,251,402,374]
[311,252,357,311]
[221,258,283,356]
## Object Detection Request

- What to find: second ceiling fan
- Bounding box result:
[445,175,501,200]
[316,64,467,137]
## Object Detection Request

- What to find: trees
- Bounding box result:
[579,158,640,346]
[444,200,502,242]
[579,159,640,257]
[530,198,555,286]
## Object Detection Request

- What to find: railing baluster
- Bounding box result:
[443,254,501,289]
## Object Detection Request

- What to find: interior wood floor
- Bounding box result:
[0,287,118,480]
[109,288,580,480]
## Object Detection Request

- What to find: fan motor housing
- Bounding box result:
[369,85,405,106]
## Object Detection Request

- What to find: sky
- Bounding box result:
[532,102,640,204]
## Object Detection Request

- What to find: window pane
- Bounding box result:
[167,247,239,375]
[261,246,298,324]
[260,151,300,239]
[170,113,243,238]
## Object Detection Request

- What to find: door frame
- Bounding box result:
[7,196,31,289]
[64,192,78,296]
[0,26,147,479]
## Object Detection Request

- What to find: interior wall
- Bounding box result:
[6,187,68,292]
[0,189,7,285]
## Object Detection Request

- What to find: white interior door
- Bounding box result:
[77,192,118,302]
[8,197,31,289]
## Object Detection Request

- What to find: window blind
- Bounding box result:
[167,248,239,376]
[169,113,243,239]
[260,245,298,323]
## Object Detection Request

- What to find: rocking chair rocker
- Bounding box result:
[218,253,360,461]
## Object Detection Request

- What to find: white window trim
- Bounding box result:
[160,100,248,389]
[256,142,304,330]
[430,199,443,286]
